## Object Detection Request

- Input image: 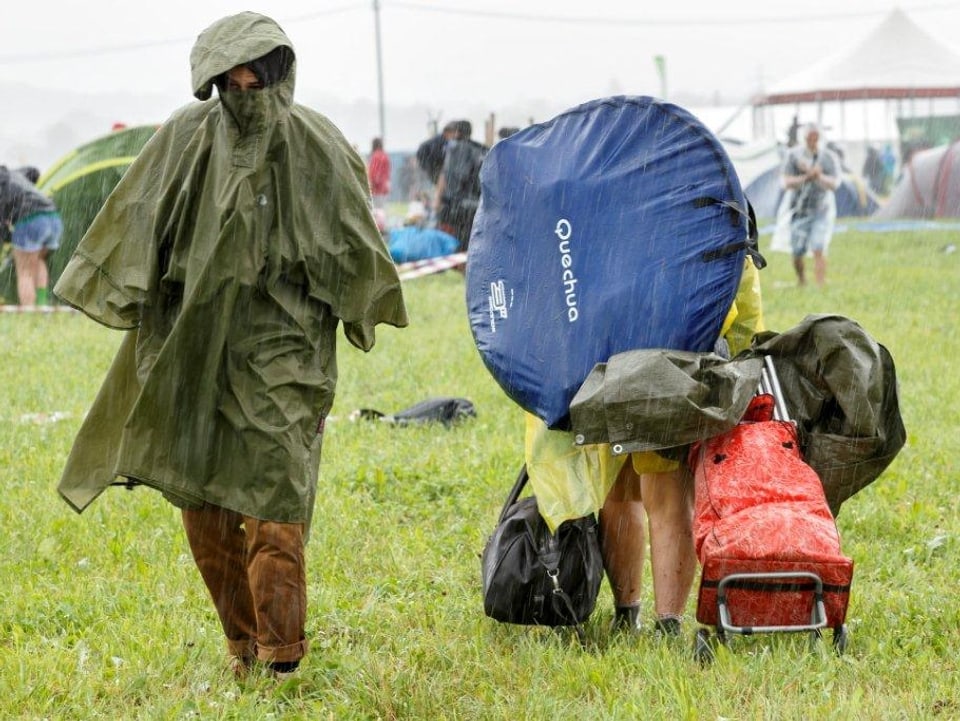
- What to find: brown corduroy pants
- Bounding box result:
[181,505,308,664]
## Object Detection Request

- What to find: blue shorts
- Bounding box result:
[789,211,830,256]
[13,212,63,253]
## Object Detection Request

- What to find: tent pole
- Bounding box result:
[373,0,386,143]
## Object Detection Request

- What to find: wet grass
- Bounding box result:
[0,225,958,719]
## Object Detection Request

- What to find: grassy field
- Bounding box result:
[1,226,958,719]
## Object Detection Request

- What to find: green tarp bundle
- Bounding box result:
[570,314,906,515]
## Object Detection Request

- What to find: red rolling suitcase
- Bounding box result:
[690,364,852,660]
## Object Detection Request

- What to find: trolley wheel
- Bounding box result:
[694,628,715,664]
[833,624,849,654]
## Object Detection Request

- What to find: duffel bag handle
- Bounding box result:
[498,464,531,524]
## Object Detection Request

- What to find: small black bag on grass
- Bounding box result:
[481,464,603,631]
[391,397,476,426]
[351,397,476,427]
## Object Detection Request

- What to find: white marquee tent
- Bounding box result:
[751,8,960,144]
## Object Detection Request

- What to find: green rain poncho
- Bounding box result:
[54,13,408,523]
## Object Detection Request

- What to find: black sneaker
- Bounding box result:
[653,616,682,638]
[611,605,641,634]
[268,660,300,680]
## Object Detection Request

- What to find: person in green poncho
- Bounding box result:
[54,12,408,678]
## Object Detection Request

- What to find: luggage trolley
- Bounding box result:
[690,356,852,662]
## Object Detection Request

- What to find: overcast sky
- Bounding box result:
[2,0,959,160]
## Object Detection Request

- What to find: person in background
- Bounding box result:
[54,12,407,680]
[367,136,391,209]
[396,154,422,203]
[861,146,885,195]
[15,166,41,184]
[433,119,486,254]
[880,143,897,193]
[0,164,62,306]
[415,121,458,223]
[786,114,800,147]
[780,123,839,287]
[416,121,457,188]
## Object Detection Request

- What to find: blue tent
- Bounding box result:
[466,96,760,429]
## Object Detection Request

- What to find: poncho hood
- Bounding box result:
[191,12,294,101]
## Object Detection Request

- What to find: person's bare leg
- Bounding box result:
[641,467,696,631]
[599,462,646,629]
[13,249,39,306]
[35,249,50,302]
[792,254,806,286]
[813,249,827,287]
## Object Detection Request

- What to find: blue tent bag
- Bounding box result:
[466,96,760,429]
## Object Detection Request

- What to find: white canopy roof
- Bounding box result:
[754,8,960,105]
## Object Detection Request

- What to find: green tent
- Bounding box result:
[0,124,158,304]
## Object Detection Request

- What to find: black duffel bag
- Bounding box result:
[481,464,604,637]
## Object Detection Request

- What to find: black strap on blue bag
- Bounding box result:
[694,198,766,269]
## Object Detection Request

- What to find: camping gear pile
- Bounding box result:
[468,96,905,651]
